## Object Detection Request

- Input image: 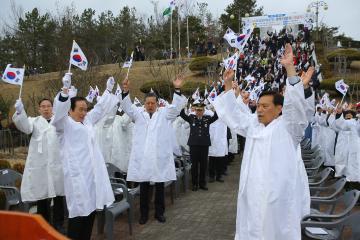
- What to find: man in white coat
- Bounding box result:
[12,98,65,231]
[212,44,314,240]
[120,76,187,224]
[51,74,118,240]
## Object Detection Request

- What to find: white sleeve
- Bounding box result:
[304,92,315,122]
[12,110,34,135]
[51,92,71,133]
[119,94,142,122]
[86,91,119,125]
[334,115,354,131]
[236,95,252,114]
[166,93,188,121]
[282,77,308,147]
[212,90,256,137]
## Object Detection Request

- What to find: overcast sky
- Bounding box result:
[0,0,359,40]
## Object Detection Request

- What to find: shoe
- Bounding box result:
[155,215,166,223]
[208,177,215,183]
[192,185,198,191]
[139,216,148,225]
[199,186,208,191]
[216,178,224,183]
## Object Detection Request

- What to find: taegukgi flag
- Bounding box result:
[70,40,88,71]
[335,79,349,96]
[1,64,25,86]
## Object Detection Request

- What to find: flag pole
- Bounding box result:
[177,7,181,60]
[18,64,25,99]
[68,40,74,73]
[186,16,190,58]
[170,13,173,60]
[126,66,131,79]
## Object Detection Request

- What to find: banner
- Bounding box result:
[242,13,315,29]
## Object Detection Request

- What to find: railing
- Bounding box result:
[0,130,30,156]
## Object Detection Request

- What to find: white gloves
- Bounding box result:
[68,86,78,99]
[15,99,24,114]
[106,76,115,92]
[62,73,72,89]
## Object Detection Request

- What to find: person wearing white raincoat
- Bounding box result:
[96,107,134,173]
[51,74,118,240]
[331,109,360,182]
[12,98,65,230]
[212,44,313,240]
[119,76,187,225]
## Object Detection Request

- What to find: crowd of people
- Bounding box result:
[6,23,360,240]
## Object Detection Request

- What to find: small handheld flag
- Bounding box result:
[335,79,349,96]
[114,84,122,96]
[207,87,217,103]
[69,40,88,71]
[85,86,96,103]
[2,64,25,86]
[192,87,200,100]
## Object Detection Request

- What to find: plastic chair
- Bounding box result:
[302,211,360,240]
[0,169,28,211]
[310,178,346,200]
[305,190,360,221]
[308,167,333,186]
[97,182,132,240]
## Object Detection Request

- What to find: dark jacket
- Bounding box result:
[180,109,218,146]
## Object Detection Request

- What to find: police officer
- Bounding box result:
[180,100,218,191]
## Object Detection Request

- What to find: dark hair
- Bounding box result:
[38,98,53,106]
[258,91,284,106]
[70,96,87,111]
[144,92,158,102]
[343,110,356,118]
[279,83,286,93]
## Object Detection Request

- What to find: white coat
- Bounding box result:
[229,129,239,154]
[120,93,187,182]
[12,111,64,202]
[315,113,336,166]
[209,119,228,157]
[213,78,308,240]
[96,110,134,173]
[333,116,360,182]
[51,91,118,218]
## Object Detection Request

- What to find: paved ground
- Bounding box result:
[92,154,241,240]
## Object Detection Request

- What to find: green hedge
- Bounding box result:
[326,49,360,62]
[189,57,218,72]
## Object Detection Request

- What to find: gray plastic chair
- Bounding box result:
[302,144,321,155]
[97,182,132,240]
[305,190,360,221]
[0,169,28,211]
[303,148,322,161]
[310,178,346,200]
[301,211,360,240]
[308,167,333,186]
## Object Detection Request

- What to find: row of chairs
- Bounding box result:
[300,138,360,240]
[98,155,192,240]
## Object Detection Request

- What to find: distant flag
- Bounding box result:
[114,83,122,96]
[204,87,209,98]
[1,64,24,86]
[158,98,169,107]
[207,87,217,103]
[69,40,88,71]
[163,0,176,16]
[335,79,349,96]
[134,97,142,107]
[192,87,200,100]
[122,52,134,69]
[85,86,96,103]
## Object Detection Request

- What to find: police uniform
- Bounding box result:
[180,108,218,190]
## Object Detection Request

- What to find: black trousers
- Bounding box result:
[37,196,65,227]
[67,211,96,240]
[209,156,224,179]
[140,182,165,218]
[189,145,209,187]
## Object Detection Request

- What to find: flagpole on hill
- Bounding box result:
[18,64,25,99]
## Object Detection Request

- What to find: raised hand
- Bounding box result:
[122,77,130,93]
[173,73,185,89]
[106,76,115,92]
[223,69,235,91]
[281,44,296,77]
[14,99,24,113]
[62,73,72,90]
[300,66,315,89]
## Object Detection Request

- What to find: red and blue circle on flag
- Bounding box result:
[72,54,82,63]
[6,72,16,80]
